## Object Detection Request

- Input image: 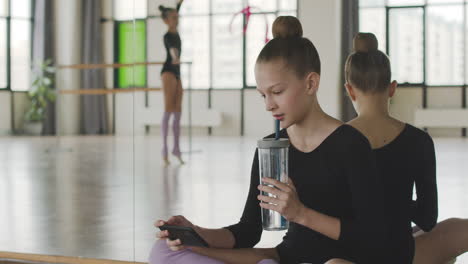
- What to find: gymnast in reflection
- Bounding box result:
[326,32,468,264]
[159,0,184,166]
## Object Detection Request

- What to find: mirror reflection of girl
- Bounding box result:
[326,33,468,264]
[148,17,388,264]
[159,0,184,166]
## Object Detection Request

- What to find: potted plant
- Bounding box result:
[23,59,56,135]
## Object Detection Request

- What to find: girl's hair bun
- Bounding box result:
[272,16,303,39]
[353,32,378,53]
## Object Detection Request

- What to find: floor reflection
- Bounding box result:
[0,136,467,262]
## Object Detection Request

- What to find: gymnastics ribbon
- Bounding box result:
[229,5,270,44]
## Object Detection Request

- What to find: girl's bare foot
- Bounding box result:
[163,156,170,166]
[174,155,185,165]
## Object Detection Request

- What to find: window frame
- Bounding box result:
[360,0,468,135]
[360,1,468,91]
[112,0,297,136]
[113,0,297,90]
[0,0,34,91]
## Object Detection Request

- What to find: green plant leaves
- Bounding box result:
[25,59,56,122]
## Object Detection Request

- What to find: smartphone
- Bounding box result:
[158,225,209,247]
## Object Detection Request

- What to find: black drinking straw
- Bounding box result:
[275,119,280,140]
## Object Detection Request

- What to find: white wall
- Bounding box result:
[118,89,276,138]
[0,92,27,135]
[390,87,466,137]
[55,0,82,135]
[425,88,464,136]
[211,90,242,136]
[13,92,29,132]
[0,91,11,135]
[243,89,275,137]
[299,0,342,119]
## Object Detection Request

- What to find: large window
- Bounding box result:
[114,0,297,90]
[179,0,297,89]
[0,0,33,91]
[360,0,468,87]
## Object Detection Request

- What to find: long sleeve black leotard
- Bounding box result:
[225,125,387,264]
[374,124,438,263]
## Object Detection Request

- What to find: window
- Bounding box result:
[360,0,468,86]
[0,0,33,91]
[212,14,243,88]
[466,4,468,83]
[114,0,146,20]
[389,8,423,84]
[426,5,464,85]
[11,19,31,91]
[387,0,424,6]
[244,0,296,87]
[246,13,275,86]
[179,16,210,88]
[181,0,297,89]
[427,0,464,3]
[115,0,297,90]
[0,19,6,89]
[359,0,385,7]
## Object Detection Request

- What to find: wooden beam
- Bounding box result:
[0,252,145,264]
[58,88,162,95]
[57,62,166,70]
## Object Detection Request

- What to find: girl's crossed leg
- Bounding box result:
[149,239,280,264]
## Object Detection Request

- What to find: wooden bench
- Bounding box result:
[414,108,468,127]
[115,92,222,135]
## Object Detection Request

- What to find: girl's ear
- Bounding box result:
[305,72,320,95]
[345,82,356,101]
[389,80,397,98]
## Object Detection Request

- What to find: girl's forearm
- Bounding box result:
[295,207,341,240]
[194,226,236,249]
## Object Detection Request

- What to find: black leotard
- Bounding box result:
[161,32,181,79]
[161,3,182,79]
[225,125,387,264]
[374,124,438,263]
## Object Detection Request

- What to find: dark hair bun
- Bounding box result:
[272,16,303,39]
[353,32,378,53]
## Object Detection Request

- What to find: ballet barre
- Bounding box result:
[59,88,162,95]
[57,61,195,154]
[57,61,166,69]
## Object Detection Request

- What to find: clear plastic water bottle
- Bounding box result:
[257,138,289,231]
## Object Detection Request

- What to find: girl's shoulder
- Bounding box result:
[402,124,434,149]
[311,124,372,156]
[267,125,370,148]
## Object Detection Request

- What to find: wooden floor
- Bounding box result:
[0,135,467,263]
